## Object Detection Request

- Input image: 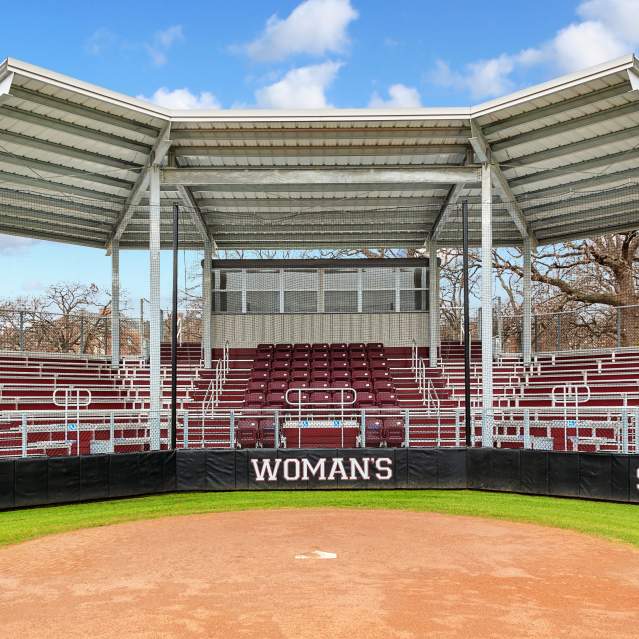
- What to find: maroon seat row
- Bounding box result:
[248,379,395,393]
[257,342,385,352]
[244,390,398,409]
[251,369,392,382]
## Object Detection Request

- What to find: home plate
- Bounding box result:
[295,550,337,560]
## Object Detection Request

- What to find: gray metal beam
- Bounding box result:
[0,129,140,171]
[176,184,210,243]
[108,122,172,246]
[0,104,151,154]
[161,166,481,186]
[9,86,161,138]
[492,101,639,152]
[508,148,639,189]
[483,82,632,137]
[0,169,125,201]
[470,121,535,244]
[0,151,135,190]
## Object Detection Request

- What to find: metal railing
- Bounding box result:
[201,341,230,423]
[1,403,637,457]
[412,339,440,413]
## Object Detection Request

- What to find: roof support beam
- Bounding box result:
[175,184,213,246]
[470,121,536,246]
[0,72,14,105]
[161,166,481,186]
[108,121,171,247]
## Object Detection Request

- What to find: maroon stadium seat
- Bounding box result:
[292,370,310,381]
[251,370,269,381]
[237,420,259,448]
[244,392,265,408]
[266,392,287,408]
[289,381,309,390]
[356,391,376,408]
[383,418,404,447]
[372,369,391,380]
[271,370,289,381]
[311,370,329,382]
[364,418,384,447]
[312,360,329,370]
[248,380,268,393]
[292,360,310,370]
[376,391,398,407]
[268,381,288,392]
[253,359,271,370]
[352,369,371,380]
[332,370,350,381]
[310,391,331,405]
[312,343,329,351]
[373,379,394,391]
[353,380,372,391]
[258,419,276,448]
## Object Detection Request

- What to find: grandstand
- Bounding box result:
[0,54,638,457]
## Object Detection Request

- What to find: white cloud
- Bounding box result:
[244,0,358,62]
[137,87,220,110]
[430,0,639,99]
[85,28,117,56]
[369,84,421,108]
[255,61,343,108]
[0,235,38,255]
[145,25,184,66]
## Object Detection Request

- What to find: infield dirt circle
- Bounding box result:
[1,508,639,638]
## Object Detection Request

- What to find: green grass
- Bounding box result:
[1,490,639,549]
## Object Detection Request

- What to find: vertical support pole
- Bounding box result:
[21,414,27,457]
[522,237,532,365]
[202,239,213,368]
[171,204,179,451]
[357,269,363,313]
[111,240,120,368]
[403,409,410,448]
[462,201,472,447]
[428,240,440,368]
[183,411,189,450]
[275,410,280,449]
[481,164,494,447]
[361,409,366,448]
[229,410,236,448]
[616,307,622,350]
[148,165,161,450]
[523,408,531,449]
[621,401,629,454]
[556,314,561,352]
[109,412,115,453]
[79,314,85,354]
[139,298,145,358]
[19,311,25,352]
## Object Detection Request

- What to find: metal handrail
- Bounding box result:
[201,341,230,424]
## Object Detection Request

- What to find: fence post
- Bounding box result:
[103,318,108,356]
[229,410,235,449]
[360,409,366,448]
[19,311,25,352]
[21,414,27,457]
[454,409,460,446]
[403,409,410,448]
[556,314,561,351]
[621,404,629,454]
[533,315,539,352]
[635,408,639,454]
[183,411,189,450]
[109,412,115,453]
[523,409,531,449]
[275,410,280,449]
[616,307,622,349]
[79,315,85,353]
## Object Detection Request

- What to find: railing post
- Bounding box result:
[403,409,410,448]
[79,315,85,353]
[556,314,561,351]
[21,413,27,457]
[275,410,280,449]
[621,403,629,454]
[523,408,531,449]
[109,412,115,453]
[616,307,622,349]
[454,409,460,446]
[19,311,25,352]
[229,410,235,448]
[183,411,189,450]
[361,409,366,448]
[634,408,639,454]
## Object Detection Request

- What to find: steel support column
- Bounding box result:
[148,166,161,450]
[522,237,532,365]
[110,240,120,369]
[481,164,494,447]
[429,240,440,367]
[202,239,213,368]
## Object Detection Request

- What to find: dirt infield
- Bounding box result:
[1,509,638,638]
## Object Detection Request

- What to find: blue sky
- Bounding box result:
[0,0,637,307]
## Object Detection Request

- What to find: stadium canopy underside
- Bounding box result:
[0,54,638,251]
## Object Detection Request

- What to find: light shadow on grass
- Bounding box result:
[1,490,638,548]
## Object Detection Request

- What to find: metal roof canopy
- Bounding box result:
[0,55,638,250]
